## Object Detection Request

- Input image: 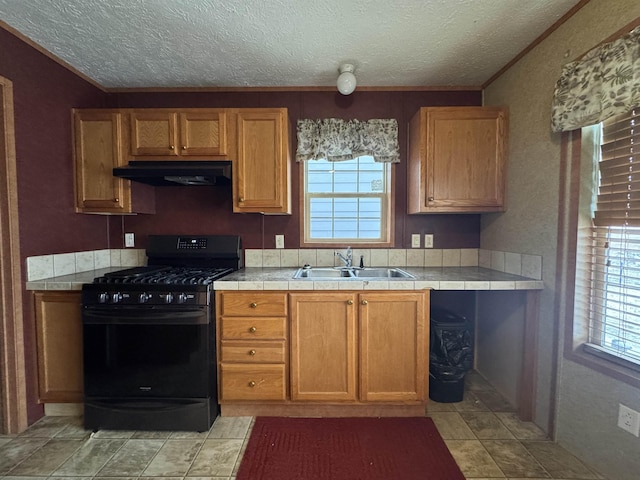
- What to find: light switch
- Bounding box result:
[275,235,285,249]
[411,234,421,248]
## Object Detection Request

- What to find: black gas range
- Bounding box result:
[82,235,242,432]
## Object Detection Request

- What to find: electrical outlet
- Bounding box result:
[617,404,640,436]
[275,234,285,249]
[124,233,135,248]
[424,234,434,249]
[411,234,421,248]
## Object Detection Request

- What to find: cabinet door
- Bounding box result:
[130,111,178,156]
[74,110,128,213]
[289,293,357,401]
[408,106,507,213]
[234,109,291,214]
[179,111,227,156]
[359,291,428,402]
[34,292,83,402]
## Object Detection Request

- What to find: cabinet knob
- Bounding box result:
[249,326,257,333]
[250,302,257,308]
[182,145,187,150]
[249,349,256,356]
[169,145,175,150]
[239,197,245,202]
[361,299,368,305]
[114,198,119,203]
[428,196,434,202]
[347,299,353,305]
[248,381,256,387]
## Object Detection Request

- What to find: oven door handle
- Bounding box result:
[83,309,209,325]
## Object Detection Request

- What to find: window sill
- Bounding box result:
[565,343,640,389]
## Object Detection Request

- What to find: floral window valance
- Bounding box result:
[296,118,400,163]
[551,25,640,133]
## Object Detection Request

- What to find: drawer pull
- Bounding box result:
[347,299,353,305]
[249,326,257,333]
[248,381,256,387]
[250,302,258,308]
[361,299,368,305]
[249,349,256,356]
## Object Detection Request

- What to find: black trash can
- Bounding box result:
[429,307,473,403]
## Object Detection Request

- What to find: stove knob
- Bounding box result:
[111,292,122,303]
[163,293,174,304]
[176,293,188,304]
[98,292,109,303]
[138,293,150,304]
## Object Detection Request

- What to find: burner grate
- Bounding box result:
[95,267,233,285]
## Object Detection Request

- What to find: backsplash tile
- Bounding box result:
[370,249,389,266]
[424,249,443,267]
[388,249,407,266]
[75,251,95,272]
[522,254,543,280]
[27,255,53,281]
[26,249,145,281]
[443,249,461,267]
[27,247,543,283]
[53,253,76,277]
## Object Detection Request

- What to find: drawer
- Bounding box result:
[221,340,285,363]
[219,292,287,316]
[220,317,286,339]
[220,363,286,401]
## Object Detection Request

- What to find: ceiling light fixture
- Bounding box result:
[337,63,357,95]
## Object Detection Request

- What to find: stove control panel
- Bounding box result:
[177,237,208,249]
[87,288,208,306]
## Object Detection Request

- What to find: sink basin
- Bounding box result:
[293,267,415,279]
[293,268,355,278]
[353,268,415,279]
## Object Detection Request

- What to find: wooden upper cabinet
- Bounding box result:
[73,109,154,214]
[233,108,291,214]
[129,109,227,159]
[407,106,508,213]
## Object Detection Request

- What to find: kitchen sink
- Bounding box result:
[293,267,415,279]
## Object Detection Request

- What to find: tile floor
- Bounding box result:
[0,371,606,480]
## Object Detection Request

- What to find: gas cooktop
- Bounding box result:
[94,265,233,285]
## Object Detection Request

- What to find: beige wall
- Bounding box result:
[483,1,640,478]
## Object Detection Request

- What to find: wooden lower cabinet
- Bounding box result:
[290,291,428,404]
[217,290,429,413]
[220,363,286,401]
[34,291,83,403]
[289,293,357,401]
[359,292,428,402]
[217,292,288,402]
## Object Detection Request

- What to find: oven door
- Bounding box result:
[83,306,212,399]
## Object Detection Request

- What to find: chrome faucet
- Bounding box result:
[335,246,353,268]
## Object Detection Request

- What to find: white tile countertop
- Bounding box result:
[212,267,544,291]
[25,266,543,291]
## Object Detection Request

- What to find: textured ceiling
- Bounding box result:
[0,0,582,89]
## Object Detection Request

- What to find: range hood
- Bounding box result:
[113,161,232,186]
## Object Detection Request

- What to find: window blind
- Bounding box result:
[585,226,640,365]
[595,109,640,227]
[585,108,640,367]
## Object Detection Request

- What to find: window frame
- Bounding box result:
[299,156,395,248]
[563,127,640,388]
